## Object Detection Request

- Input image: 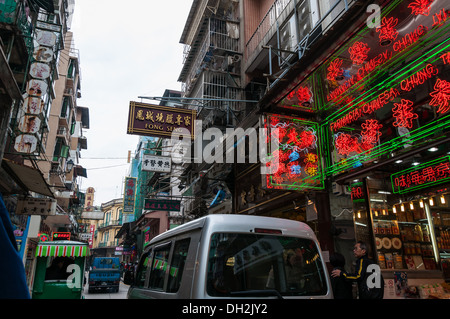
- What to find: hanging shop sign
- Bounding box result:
[13,23,58,155]
[79,233,92,242]
[15,197,57,215]
[84,187,95,211]
[127,101,196,140]
[275,0,450,177]
[142,154,171,173]
[391,156,450,194]
[123,177,137,214]
[35,29,57,47]
[89,224,95,248]
[38,233,50,242]
[144,199,181,212]
[52,232,71,241]
[261,114,324,191]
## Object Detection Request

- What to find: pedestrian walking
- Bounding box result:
[331,241,384,299]
[0,193,30,299]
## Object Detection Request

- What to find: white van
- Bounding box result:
[127,214,332,299]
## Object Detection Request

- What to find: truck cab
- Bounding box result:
[88,257,121,293]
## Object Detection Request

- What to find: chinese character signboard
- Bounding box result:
[144,199,181,212]
[89,224,95,248]
[52,232,71,241]
[262,114,324,191]
[273,0,450,177]
[84,187,95,211]
[391,156,450,194]
[13,23,61,155]
[142,154,171,173]
[123,177,137,213]
[15,197,57,215]
[127,101,196,140]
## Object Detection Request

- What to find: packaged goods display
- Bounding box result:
[370,193,450,281]
[371,203,437,271]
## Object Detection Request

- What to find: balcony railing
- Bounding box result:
[245,0,293,62]
[98,239,119,248]
[245,0,355,70]
[181,18,241,96]
[98,220,122,229]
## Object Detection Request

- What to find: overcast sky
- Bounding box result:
[71,0,193,206]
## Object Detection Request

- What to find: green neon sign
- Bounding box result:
[391,156,450,194]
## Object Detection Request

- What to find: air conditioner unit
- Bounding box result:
[297,0,312,43]
[332,182,343,196]
[279,15,298,63]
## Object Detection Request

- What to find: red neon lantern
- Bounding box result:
[408,0,434,16]
[392,99,418,129]
[429,78,450,114]
[376,16,399,46]
[349,41,370,65]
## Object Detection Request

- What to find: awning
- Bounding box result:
[1,159,54,198]
[28,0,55,13]
[74,165,87,178]
[36,241,90,257]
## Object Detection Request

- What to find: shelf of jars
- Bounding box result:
[372,205,438,272]
[430,205,450,280]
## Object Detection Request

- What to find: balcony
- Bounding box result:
[56,126,70,145]
[98,220,122,229]
[245,0,359,79]
[180,17,241,96]
[98,239,119,248]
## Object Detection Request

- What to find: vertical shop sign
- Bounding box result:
[14,26,58,155]
[123,177,137,214]
[89,224,95,249]
[84,187,95,211]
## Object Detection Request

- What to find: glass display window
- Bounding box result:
[366,178,444,274]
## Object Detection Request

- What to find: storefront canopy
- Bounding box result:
[1,159,54,198]
[36,241,90,257]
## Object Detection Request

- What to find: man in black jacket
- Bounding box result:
[331,241,384,299]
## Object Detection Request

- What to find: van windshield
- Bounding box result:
[207,233,328,297]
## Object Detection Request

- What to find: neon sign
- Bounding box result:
[52,232,71,241]
[400,64,438,91]
[376,17,399,45]
[408,0,434,16]
[274,0,450,178]
[327,59,344,81]
[349,41,370,65]
[392,99,419,129]
[263,114,324,190]
[391,156,450,194]
[429,79,450,113]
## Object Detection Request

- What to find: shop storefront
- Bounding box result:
[260,0,450,298]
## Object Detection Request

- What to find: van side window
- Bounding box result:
[135,251,151,288]
[167,238,190,293]
[148,244,171,290]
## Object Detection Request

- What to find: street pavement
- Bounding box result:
[83,281,129,299]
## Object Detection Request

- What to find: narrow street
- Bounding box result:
[83,281,129,299]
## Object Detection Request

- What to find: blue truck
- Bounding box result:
[88,257,121,293]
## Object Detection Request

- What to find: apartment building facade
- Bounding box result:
[0,0,89,287]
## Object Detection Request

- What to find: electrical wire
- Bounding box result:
[84,164,129,171]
